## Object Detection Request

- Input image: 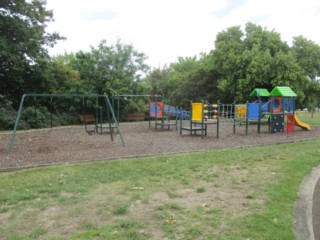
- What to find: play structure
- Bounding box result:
[148,99,179,130]
[248,86,311,133]
[180,102,219,138]
[6,87,312,155]
[177,86,311,138]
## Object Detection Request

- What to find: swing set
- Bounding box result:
[79,97,118,135]
[6,93,125,155]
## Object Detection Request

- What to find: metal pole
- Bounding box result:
[258,101,261,134]
[217,100,220,138]
[117,96,120,123]
[34,97,38,129]
[201,100,204,139]
[7,94,27,154]
[104,95,125,146]
[233,102,236,134]
[190,101,193,135]
[105,100,113,141]
[246,102,249,135]
[50,97,54,130]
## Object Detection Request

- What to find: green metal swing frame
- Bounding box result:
[7,93,125,155]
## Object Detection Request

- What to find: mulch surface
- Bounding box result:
[1,121,319,170]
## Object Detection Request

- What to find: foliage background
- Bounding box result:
[1,1,320,130]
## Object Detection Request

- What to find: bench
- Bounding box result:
[123,113,145,121]
[79,114,96,123]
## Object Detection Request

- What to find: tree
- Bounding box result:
[59,39,150,96]
[146,22,320,108]
[303,80,320,113]
[92,39,150,95]
[0,0,64,106]
[146,55,219,108]
[237,45,273,101]
[212,26,244,102]
[146,66,170,95]
[291,36,320,80]
[49,57,91,94]
[212,22,310,103]
[243,22,289,56]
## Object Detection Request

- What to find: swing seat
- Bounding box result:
[95,123,118,133]
[80,114,118,134]
[80,114,96,134]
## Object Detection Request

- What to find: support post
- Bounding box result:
[7,94,26,154]
[233,101,236,134]
[258,100,261,134]
[217,100,220,138]
[246,102,249,135]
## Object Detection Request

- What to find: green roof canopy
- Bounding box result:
[250,88,270,97]
[270,86,297,97]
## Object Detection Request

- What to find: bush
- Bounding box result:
[123,99,148,114]
[0,94,84,131]
[0,106,17,130]
[21,106,52,129]
[52,111,78,126]
[0,95,17,130]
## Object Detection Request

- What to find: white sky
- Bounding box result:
[46,0,320,68]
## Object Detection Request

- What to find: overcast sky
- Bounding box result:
[46,0,320,68]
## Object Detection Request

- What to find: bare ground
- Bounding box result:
[1,121,319,170]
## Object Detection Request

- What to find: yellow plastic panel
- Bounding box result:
[192,103,203,121]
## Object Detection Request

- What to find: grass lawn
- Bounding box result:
[1,139,320,239]
[296,110,320,126]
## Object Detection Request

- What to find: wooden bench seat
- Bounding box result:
[123,113,145,121]
[79,114,96,123]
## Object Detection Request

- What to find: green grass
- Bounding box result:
[296,110,320,126]
[0,140,320,239]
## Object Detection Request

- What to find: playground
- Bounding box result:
[0,88,320,239]
[1,121,319,170]
[1,86,319,170]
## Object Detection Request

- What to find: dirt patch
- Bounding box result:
[0,122,319,170]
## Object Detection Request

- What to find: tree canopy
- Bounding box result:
[1,0,320,131]
[0,0,64,106]
[55,39,150,95]
[148,22,319,108]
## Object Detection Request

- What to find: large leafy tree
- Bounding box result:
[146,54,219,108]
[291,36,320,108]
[91,39,150,95]
[212,26,244,102]
[145,22,319,108]
[212,22,309,103]
[291,36,320,80]
[0,0,63,106]
[59,39,150,96]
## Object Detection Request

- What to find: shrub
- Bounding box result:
[123,99,148,114]
[0,106,17,130]
[21,106,51,129]
[0,95,17,130]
